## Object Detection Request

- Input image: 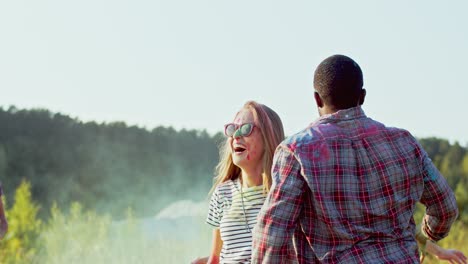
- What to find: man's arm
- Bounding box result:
[425,240,467,264]
[418,146,458,241]
[251,146,305,264]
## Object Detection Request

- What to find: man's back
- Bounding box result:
[252,107,458,263]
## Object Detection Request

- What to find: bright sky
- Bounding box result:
[1,1,467,145]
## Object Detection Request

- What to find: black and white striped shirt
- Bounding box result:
[206,179,266,264]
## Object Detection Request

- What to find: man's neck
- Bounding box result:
[319,105,361,116]
[319,105,339,116]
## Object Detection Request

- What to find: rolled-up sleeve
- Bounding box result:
[251,146,305,263]
[419,148,458,241]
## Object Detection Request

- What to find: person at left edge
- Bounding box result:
[0,181,8,239]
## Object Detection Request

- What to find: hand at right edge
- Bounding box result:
[426,240,467,264]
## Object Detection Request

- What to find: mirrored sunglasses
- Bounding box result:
[224,123,255,137]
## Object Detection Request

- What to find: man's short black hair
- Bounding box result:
[313,54,364,110]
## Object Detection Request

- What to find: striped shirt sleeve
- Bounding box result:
[417,143,458,241]
[206,187,223,227]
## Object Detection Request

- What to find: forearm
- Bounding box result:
[425,240,441,257]
[424,239,468,264]
[207,255,219,264]
[207,229,222,264]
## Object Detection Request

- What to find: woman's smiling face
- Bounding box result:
[229,108,265,170]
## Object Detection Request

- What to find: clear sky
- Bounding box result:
[1,1,467,145]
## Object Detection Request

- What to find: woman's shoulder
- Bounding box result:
[214,179,238,195]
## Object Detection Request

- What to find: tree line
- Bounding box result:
[0,106,222,219]
[0,106,467,222]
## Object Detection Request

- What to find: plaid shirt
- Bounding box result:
[251,106,458,263]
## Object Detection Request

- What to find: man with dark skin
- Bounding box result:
[252,54,459,263]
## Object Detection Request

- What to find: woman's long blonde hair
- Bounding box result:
[210,101,285,195]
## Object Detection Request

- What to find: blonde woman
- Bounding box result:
[193,101,285,264]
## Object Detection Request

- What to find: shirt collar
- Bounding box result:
[314,106,367,125]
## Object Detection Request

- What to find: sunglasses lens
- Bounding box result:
[240,123,253,136]
[224,124,237,137]
[224,123,254,137]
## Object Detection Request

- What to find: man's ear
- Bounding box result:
[359,89,366,105]
[314,91,324,108]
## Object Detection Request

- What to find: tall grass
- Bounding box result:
[37,203,212,263]
[1,181,465,263]
[0,181,213,263]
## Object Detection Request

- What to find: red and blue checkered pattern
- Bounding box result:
[252,107,458,264]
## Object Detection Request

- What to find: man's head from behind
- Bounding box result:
[313,54,366,115]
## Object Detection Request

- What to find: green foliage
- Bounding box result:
[0,180,42,264]
[0,108,467,262]
[454,181,468,224]
[39,202,211,263]
[462,154,468,179]
[40,202,112,264]
[0,180,212,263]
[0,107,218,218]
[419,138,466,187]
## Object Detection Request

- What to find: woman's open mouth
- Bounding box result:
[234,146,246,154]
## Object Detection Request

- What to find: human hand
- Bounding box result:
[191,256,208,264]
[435,248,467,264]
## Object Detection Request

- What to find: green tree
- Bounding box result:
[0,144,7,178]
[0,180,42,263]
[454,180,468,224]
[461,154,468,180]
[439,142,465,188]
[41,202,112,264]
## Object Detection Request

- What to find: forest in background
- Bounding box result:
[0,106,223,219]
[1,106,467,220]
[0,106,467,263]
